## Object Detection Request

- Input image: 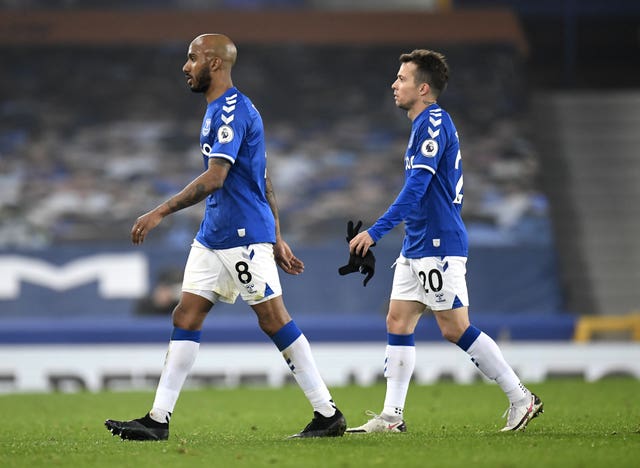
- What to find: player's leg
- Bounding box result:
[431,256,543,431]
[383,299,423,422]
[149,292,212,422]
[347,299,423,434]
[347,255,425,434]
[106,241,220,441]
[434,306,543,430]
[226,243,345,438]
[105,292,213,441]
[434,304,524,390]
[251,296,346,437]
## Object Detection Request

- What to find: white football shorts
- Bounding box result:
[182,240,282,306]
[390,254,469,311]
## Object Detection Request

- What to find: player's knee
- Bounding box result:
[171,303,202,330]
[441,328,458,343]
[257,317,277,335]
[257,313,288,336]
[386,313,411,334]
[253,301,291,336]
[386,313,398,332]
[440,324,465,343]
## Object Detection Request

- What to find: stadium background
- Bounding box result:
[0,0,639,392]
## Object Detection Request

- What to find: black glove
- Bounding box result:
[338,220,376,287]
[338,250,376,286]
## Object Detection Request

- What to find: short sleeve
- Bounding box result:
[209,93,246,164]
[409,109,447,174]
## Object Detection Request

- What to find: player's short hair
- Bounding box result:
[399,49,449,96]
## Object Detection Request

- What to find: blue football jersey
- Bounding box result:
[369,103,468,258]
[402,104,468,257]
[195,87,276,249]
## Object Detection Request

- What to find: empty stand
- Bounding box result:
[534,92,640,316]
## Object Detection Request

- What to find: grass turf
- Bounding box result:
[1,379,639,467]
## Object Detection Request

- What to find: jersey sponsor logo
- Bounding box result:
[202,118,211,136]
[404,155,413,170]
[217,125,234,143]
[404,155,436,173]
[201,142,213,156]
[420,139,438,157]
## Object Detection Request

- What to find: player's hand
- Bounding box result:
[339,220,376,286]
[349,230,375,257]
[274,238,304,275]
[131,209,163,245]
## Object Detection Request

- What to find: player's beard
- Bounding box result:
[189,67,211,93]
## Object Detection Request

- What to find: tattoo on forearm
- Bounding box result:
[266,187,275,204]
[265,175,281,238]
[265,179,277,213]
[168,183,208,213]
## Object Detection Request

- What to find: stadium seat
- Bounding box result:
[573,313,640,342]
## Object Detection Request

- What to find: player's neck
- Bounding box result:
[408,100,436,121]
[205,80,234,103]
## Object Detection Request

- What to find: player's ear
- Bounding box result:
[210,56,222,71]
[418,82,430,96]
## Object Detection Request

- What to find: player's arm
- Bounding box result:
[265,172,304,275]
[350,168,434,256]
[131,158,231,245]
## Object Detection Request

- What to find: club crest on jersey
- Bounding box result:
[202,118,211,136]
[217,125,234,143]
[421,139,438,157]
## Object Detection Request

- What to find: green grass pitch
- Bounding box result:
[1,379,639,467]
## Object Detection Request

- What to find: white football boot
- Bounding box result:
[501,391,544,432]
[346,410,407,433]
